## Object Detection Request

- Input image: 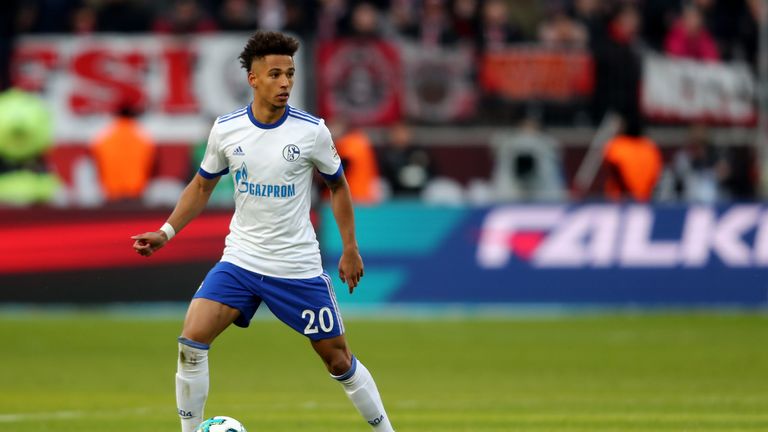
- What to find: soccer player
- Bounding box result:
[131,31,395,432]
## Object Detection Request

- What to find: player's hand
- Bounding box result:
[338,247,364,294]
[131,231,169,257]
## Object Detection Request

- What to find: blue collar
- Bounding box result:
[247,103,289,129]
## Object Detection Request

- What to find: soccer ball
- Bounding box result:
[194,416,247,432]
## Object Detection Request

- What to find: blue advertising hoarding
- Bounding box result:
[321,203,768,307]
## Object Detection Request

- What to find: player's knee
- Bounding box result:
[327,352,353,376]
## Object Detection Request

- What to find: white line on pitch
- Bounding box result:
[0,407,153,423]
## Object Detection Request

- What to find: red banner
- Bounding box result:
[480,47,593,101]
[317,39,402,126]
[0,210,231,274]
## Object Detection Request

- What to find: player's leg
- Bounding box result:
[177,262,262,432]
[312,336,395,431]
[176,298,240,432]
[181,297,241,345]
[259,272,395,431]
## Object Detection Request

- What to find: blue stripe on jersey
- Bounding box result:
[247,103,289,129]
[217,112,246,124]
[319,164,344,182]
[222,106,247,116]
[288,110,320,123]
[288,113,319,125]
[288,105,320,120]
[178,336,210,350]
[289,106,320,121]
[218,107,247,121]
[290,106,320,120]
[198,167,230,179]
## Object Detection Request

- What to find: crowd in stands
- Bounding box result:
[0,0,763,206]
[2,0,760,63]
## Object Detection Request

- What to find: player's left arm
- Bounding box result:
[324,174,364,293]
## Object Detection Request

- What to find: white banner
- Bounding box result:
[13,34,306,144]
[401,42,476,122]
[476,204,768,269]
[642,54,755,124]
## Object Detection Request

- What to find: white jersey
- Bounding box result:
[199,104,342,279]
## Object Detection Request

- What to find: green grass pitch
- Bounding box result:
[0,311,766,431]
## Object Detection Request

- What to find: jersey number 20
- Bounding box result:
[302,307,334,334]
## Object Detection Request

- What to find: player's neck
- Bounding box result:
[250,101,286,125]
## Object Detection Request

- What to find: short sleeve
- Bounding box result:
[198,121,230,179]
[311,120,343,181]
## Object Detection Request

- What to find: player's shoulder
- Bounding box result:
[286,106,324,128]
[214,105,250,130]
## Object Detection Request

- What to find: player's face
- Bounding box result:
[248,55,295,109]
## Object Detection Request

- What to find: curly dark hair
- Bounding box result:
[238,31,300,71]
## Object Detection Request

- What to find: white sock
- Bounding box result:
[176,337,210,432]
[332,356,395,431]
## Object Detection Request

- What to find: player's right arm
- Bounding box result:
[131,172,220,257]
[133,119,226,257]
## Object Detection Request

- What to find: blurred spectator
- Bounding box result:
[451,0,479,43]
[538,5,587,49]
[490,115,565,202]
[664,4,719,62]
[17,0,80,34]
[282,0,319,38]
[387,0,417,36]
[403,0,459,47]
[379,122,434,198]
[641,0,681,51]
[153,0,217,34]
[743,0,763,64]
[0,89,60,206]
[590,4,642,124]
[317,0,348,40]
[657,124,730,203]
[71,4,97,35]
[601,116,662,202]
[217,0,258,32]
[571,0,603,34]
[476,0,523,53]
[256,0,285,31]
[721,146,757,200]
[709,0,760,66]
[91,105,156,202]
[328,120,381,204]
[15,2,38,34]
[0,1,20,91]
[345,2,383,38]
[97,0,152,33]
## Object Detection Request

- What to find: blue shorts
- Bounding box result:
[194,261,345,340]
